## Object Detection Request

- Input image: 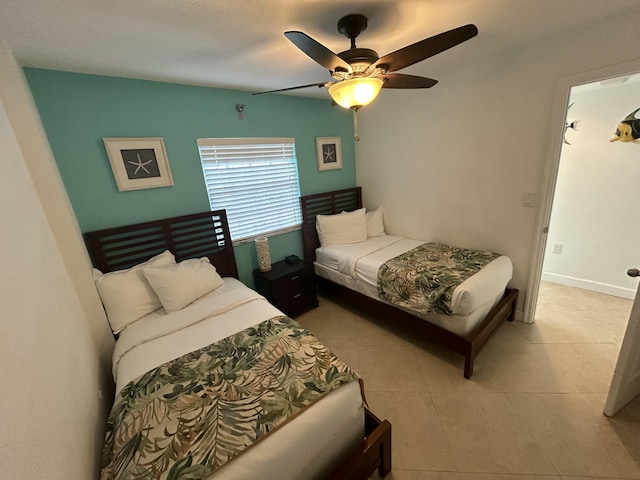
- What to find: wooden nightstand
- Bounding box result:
[253,260,318,317]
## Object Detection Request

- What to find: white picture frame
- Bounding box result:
[103,137,174,191]
[316,136,342,171]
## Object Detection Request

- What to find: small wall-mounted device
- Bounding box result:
[285,255,300,265]
[235,104,245,120]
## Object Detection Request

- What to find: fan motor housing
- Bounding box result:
[337,48,379,74]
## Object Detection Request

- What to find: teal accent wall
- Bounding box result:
[24,68,356,285]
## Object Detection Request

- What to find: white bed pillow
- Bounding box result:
[142,257,224,313]
[316,208,367,247]
[93,250,175,333]
[366,208,385,237]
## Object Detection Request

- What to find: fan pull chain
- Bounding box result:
[353,108,359,142]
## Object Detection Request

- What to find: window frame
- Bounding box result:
[197,137,303,245]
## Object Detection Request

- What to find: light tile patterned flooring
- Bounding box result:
[296,281,640,480]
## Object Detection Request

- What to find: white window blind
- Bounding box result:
[197,137,302,243]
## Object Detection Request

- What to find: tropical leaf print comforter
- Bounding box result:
[377,243,501,315]
[101,315,360,480]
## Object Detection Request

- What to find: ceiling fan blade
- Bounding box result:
[284,31,353,74]
[253,82,329,96]
[370,24,478,73]
[380,73,438,89]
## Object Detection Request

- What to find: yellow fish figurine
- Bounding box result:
[610,107,640,142]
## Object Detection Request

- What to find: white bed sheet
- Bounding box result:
[113,278,364,480]
[314,236,513,336]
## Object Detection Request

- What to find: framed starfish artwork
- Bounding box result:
[315,136,342,171]
[103,137,174,191]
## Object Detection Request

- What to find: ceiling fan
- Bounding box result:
[254,14,478,110]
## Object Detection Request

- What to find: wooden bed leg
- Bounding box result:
[506,289,518,322]
[378,419,392,477]
[329,408,392,479]
[464,355,474,379]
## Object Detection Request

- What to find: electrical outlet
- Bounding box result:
[552,243,563,254]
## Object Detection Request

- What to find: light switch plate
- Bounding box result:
[522,192,536,208]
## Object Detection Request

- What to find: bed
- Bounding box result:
[84,209,391,480]
[300,187,519,379]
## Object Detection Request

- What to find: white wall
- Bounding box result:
[542,79,640,299]
[0,42,114,479]
[356,8,640,317]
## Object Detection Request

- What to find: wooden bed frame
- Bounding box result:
[300,187,519,379]
[84,209,392,480]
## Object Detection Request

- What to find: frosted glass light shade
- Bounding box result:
[328,77,383,109]
[255,236,271,272]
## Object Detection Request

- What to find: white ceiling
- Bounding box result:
[2,0,639,99]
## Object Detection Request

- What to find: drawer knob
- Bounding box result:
[290,275,300,280]
[293,293,302,299]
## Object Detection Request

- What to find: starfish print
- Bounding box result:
[324,148,335,163]
[128,153,153,175]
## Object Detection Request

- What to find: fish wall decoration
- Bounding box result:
[610,107,640,142]
[564,121,579,145]
[563,103,579,145]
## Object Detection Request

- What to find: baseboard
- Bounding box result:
[541,272,636,300]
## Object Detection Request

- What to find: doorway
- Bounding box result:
[538,75,640,304]
[532,75,639,384]
[525,62,640,414]
[525,59,640,324]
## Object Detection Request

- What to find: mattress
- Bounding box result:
[113,278,364,480]
[315,236,513,336]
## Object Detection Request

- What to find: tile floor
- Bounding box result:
[296,281,640,480]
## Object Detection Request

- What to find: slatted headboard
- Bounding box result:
[300,187,362,262]
[84,210,238,278]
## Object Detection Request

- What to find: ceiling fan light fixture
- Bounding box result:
[328,77,383,110]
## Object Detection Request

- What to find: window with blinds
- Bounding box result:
[197,137,302,244]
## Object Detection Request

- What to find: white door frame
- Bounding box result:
[523,58,640,324]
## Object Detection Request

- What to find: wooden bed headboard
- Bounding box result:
[300,187,362,262]
[84,210,239,278]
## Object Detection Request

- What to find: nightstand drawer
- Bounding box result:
[272,274,316,307]
[271,270,314,298]
[253,260,318,317]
